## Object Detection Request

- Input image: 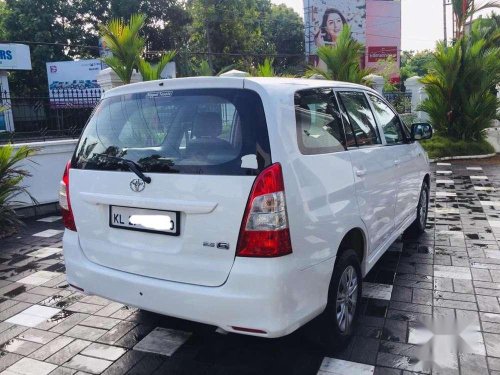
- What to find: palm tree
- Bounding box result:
[420,19,500,140]
[254,58,275,77]
[306,25,373,84]
[99,14,146,84]
[138,51,177,81]
[451,0,499,39]
[0,144,37,236]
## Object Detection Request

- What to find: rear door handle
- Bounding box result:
[355,169,367,177]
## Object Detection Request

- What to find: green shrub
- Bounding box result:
[420,135,495,159]
[0,144,37,236]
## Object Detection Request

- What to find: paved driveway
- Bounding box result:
[1,162,500,374]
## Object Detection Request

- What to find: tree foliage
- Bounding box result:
[138,51,176,81]
[400,50,434,81]
[306,25,373,84]
[0,144,37,233]
[420,12,500,140]
[185,0,304,75]
[100,14,146,84]
[0,0,190,94]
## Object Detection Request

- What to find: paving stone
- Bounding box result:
[114,324,154,349]
[6,305,60,327]
[319,357,375,374]
[459,353,489,375]
[18,328,59,344]
[96,321,137,346]
[29,335,74,361]
[94,303,124,318]
[45,339,91,365]
[79,316,120,331]
[80,343,126,361]
[0,352,23,372]
[483,332,500,357]
[3,357,57,375]
[101,350,145,375]
[17,271,61,286]
[133,327,191,356]
[476,295,500,313]
[65,302,103,315]
[47,367,77,375]
[125,353,165,375]
[78,296,111,306]
[64,354,112,374]
[49,313,89,334]
[0,325,29,346]
[65,325,107,341]
[362,283,393,300]
[434,265,472,280]
[1,338,42,355]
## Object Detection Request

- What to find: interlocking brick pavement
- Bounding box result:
[0,162,499,374]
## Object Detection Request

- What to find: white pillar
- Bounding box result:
[96,67,142,91]
[364,74,384,94]
[405,76,429,121]
[0,71,15,132]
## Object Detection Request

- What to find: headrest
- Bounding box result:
[192,112,222,138]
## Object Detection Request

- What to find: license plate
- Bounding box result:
[109,205,180,236]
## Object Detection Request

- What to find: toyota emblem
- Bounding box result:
[130,178,146,192]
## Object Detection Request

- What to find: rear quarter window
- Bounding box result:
[294,88,346,155]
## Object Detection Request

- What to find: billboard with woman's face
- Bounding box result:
[305,0,367,66]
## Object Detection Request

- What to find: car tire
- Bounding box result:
[408,181,429,235]
[304,249,362,353]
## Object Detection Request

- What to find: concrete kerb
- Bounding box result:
[429,152,497,163]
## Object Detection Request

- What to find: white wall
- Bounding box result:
[12,139,77,206]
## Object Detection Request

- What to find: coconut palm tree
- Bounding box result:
[306,25,373,84]
[99,14,146,84]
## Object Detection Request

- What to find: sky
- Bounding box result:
[270,0,479,51]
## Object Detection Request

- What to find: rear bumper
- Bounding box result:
[63,230,334,338]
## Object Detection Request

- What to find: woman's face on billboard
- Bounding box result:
[326,13,343,36]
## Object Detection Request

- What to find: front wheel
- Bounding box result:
[304,249,362,353]
[408,181,429,234]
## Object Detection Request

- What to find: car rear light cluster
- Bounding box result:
[59,160,77,231]
[236,163,292,257]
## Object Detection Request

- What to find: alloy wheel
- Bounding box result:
[336,265,358,333]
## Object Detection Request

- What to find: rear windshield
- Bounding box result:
[72,88,271,175]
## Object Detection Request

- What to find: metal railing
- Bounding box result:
[383,91,412,114]
[0,89,103,144]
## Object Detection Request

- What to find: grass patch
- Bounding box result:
[420,135,495,159]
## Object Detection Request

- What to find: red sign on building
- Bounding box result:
[367,46,398,62]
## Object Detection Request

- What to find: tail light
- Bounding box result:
[236,163,292,257]
[59,160,76,231]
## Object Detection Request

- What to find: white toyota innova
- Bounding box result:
[61,77,432,348]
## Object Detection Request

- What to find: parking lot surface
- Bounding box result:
[1,162,500,374]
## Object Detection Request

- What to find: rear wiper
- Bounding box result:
[94,153,152,184]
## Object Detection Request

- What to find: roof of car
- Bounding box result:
[102,76,377,99]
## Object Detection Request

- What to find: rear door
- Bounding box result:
[335,90,398,255]
[70,87,271,287]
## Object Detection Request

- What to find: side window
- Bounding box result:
[368,94,405,145]
[337,91,381,147]
[294,88,346,154]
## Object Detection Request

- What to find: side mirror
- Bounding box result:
[411,123,433,141]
